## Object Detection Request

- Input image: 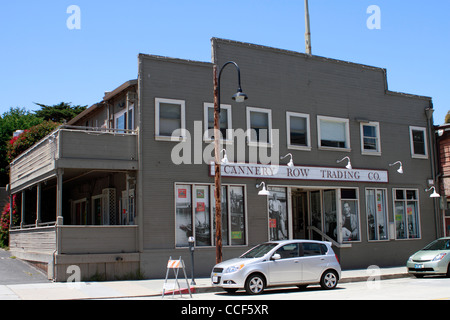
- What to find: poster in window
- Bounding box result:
[176,185,192,247]
[230,186,245,245]
[268,187,288,241]
[178,188,187,199]
[194,186,211,246]
[341,201,359,241]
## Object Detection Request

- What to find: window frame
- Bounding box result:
[246,106,273,147]
[393,188,421,240]
[174,183,248,248]
[317,115,351,151]
[203,102,233,143]
[365,188,389,242]
[114,103,134,132]
[286,111,311,151]
[360,121,381,155]
[155,98,186,141]
[409,126,428,159]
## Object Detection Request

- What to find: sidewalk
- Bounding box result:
[0,266,409,300]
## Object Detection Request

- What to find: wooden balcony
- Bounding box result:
[9,126,138,193]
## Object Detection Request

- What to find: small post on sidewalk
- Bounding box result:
[188,236,196,285]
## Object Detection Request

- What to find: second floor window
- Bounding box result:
[247,107,272,146]
[361,122,381,155]
[409,126,428,158]
[317,116,350,150]
[155,98,185,141]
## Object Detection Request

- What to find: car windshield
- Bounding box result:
[240,243,278,258]
[423,239,450,251]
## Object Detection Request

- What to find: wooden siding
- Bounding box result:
[10,136,57,192]
[59,226,138,254]
[10,227,56,254]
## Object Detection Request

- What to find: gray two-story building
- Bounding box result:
[8,38,440,281]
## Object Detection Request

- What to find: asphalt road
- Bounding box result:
[0,249,50,285]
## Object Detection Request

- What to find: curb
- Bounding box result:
[191,272,411,295]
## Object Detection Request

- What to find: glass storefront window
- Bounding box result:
[230,186,246,245]
[323,190,337,242]
[366,189,388,241]
[394,189,421,239]
[176,183,246,247]
[194,185,211,246]
[175,185,192,247]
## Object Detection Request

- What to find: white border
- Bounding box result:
[246,106,273,147]
[317,115,351,151]
[286,111,311,151]
[360,121,381,156]
[409,126,428,159]
[155,98,186,141]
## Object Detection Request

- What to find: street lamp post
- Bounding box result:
[213,61,247,264]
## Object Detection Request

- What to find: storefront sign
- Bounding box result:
[210,162,388,183]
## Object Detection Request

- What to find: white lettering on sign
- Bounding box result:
[210,162,388,183]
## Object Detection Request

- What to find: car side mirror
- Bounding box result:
[271,253,281,261]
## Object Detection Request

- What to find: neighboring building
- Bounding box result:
[8,38,440,281]
[436,123,450,237]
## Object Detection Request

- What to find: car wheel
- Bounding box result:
[320,270,338,290]
[245,274,265,295]
[446,264,450,278]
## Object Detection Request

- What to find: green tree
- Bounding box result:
[34,102,87,123]
[0,107,42,185]
[6,121,60,163]
[445,111,450,124]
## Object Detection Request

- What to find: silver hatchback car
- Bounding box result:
[211,240,341,294]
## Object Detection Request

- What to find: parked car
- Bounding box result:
[407,237,450,278]
[211,240,341,294]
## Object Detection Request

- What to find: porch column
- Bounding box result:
[8,187,13,230]
[20,190,25,228]
[36,183,41,227]
[56,169,64,225]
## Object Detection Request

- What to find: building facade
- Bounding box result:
[436,123,450,237]
[8,38,440,281]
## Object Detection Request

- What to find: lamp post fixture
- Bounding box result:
[213,61,247,264]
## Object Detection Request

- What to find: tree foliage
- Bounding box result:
[0,108,42,185]
[34,102,87,123]
[6,120,61,163]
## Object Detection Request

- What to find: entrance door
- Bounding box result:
[292,192,308,239]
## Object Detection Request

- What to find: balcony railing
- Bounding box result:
[9,125,138,193]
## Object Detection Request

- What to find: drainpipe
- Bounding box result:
[425,104,441,238]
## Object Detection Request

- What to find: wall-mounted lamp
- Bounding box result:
[280,153,294,167]
[256,182,270,196]
[220,149,229,164]
[336,156,352,170]
[425,186,440,198]
[389,161,403,174]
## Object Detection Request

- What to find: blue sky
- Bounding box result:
[0,1,449,124]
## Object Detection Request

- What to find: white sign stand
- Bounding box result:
[162,257,192,298]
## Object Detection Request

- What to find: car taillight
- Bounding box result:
[335,254,340,263]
